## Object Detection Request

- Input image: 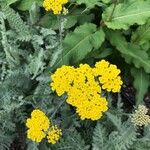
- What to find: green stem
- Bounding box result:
[51,96,66,119]
[57,15,64,64]
[108,0,117,21]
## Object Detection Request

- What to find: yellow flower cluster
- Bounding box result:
[47,125,62,144]
[94,60,123,92]
[26,109,62,144]
[131,105,150,126]
[43,0,69,15]
[26,109,50,142]
[51,60,123,120]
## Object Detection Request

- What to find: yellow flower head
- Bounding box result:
[27,129,46,142]
[26,109,50,131]
[76,96,108,120]
[51,60,122,120]
[94,60,123,92]
[131,105,150,126]
[26,109,50,142]
[47,125,62,144]
[43,0,69,14]
[50,65,75,96]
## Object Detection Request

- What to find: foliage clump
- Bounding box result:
[0,0,150,149]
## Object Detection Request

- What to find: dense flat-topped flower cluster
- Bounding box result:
[131,105,150,126]
[43,0,69,14]
[51,60,123,120]
[26,109,62,144]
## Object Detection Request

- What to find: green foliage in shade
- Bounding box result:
[131,19,150,45]
[102,0,150,30]
[53,130,90,150]
[92,123,107,150]
[76,0,104,8]
[39,9,94,30]
[52,23,105,69]
[131,68,149,105]
[1,0,150,149]
[29,2,41,25]
[17,0,42,11]
[27,49,46,79]
[106,30,150,73]
[6,0,19,5]
[93,112,137,150]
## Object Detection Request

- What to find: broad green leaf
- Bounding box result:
[101,0,110,4]
[106,30,150,73]
[39,9,94,29]
[17,0,42,11]
[52,23,105,69]
[132,19,150,45]
[76,0,103,8]
[102,1,150,30]
[131,68,149,105]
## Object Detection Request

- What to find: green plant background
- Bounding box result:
[0,0,150,149]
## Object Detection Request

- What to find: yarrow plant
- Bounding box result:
[26,109,62,144]
[43,0,69,14]
[51,60,123,120]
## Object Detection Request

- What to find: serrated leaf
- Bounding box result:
[53,130,90,150]
[52,23,105,69]
[132,19,150,45]
[27,49,46,79]
[131,68,149,105]
[92,123,107,150]
[108,126,136,150]
[27,142,39,150]
[102,1,150,30]
[106,112,122,132]
[2,5,31,41]
[106,30,150,73]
